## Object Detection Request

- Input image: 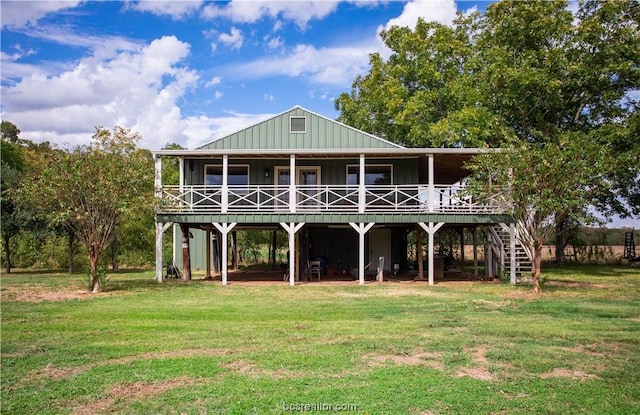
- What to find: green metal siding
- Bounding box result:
[182,157,419,186]
[197,107,400,151]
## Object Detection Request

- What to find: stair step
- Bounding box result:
[490,224,533,275]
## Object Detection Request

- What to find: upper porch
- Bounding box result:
[153,147,508,217]
[156,183,508,215]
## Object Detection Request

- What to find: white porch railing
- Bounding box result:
[157,184,508,214]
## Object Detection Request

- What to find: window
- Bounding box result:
[290,116,306,133]
[205,165,249,187]
[347,165,393,186]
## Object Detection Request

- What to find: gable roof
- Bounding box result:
[197,106,403,151]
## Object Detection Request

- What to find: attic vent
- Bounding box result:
[290,116,306,133]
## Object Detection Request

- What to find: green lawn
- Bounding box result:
[1,265,639,414]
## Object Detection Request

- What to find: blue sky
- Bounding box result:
[1,0,493,150]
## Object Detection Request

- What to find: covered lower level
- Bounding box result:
[155,213,524,286]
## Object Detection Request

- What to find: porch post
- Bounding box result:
[179,223,192,281]
[212,222,237,285]
[178,157,184,194]
[485,239,493,278]
[154,154,162,199]
[417,226,424,280]
[428,153,435,212]
[280,222,305,286]
[222,155,229,213]
[155,221,171,282]
[289,155,296,213]
[358,153,366,213]
[206,225,211,278]
[419,222,445,285]
[179,158,184,209]
[510,223,517,284]
[473,227,479,278]
[460,228,465,275]
[173,224,180,267]
[349,222,375,285]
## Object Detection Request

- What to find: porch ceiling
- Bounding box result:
[153,147,485,185]
[434,153,474,184]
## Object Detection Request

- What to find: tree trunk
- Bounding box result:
[231,231,239,270]
[417,227,423,279]
[110,239,119,271]
[180,224,192,281]
[4,233,12,274]
[532,244,543,293]
[212,231,219,274]
[89,244,101,293]
[271,230,277,269]
[554,216,566,265]
[68,229,74,274]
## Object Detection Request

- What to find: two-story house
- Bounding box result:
[152,106,529,285]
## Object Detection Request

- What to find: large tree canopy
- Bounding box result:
[336,0,639,290]
[336,14,509,148]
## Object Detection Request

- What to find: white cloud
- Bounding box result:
[1,44,36,61]
[202,0,340,30]
[265,35,284,51]
[128,0,203,20]
[214,91,223,100]
[0,1,82,28]
[16,26,142,60]
[381,0,458,32]
[218,27,244,49]
[1,35,199,149]
[263,93,274,101]
[205,76,222,88]
[223,43,372,87]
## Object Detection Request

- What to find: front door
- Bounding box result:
[275,167,321,210]
[369,229,391,271]
[298,167,320,209]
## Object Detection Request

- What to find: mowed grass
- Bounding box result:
[1,265,639,414]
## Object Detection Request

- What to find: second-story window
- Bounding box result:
[205,165,249,187]
[347,165,393,186]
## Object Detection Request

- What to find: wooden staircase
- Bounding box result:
[487,224,533,278]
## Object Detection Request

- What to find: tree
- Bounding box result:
[1,138,25,273]
[23,127,153,292]
[335,14,509,148]
[161,143,184,185]
[1,120,21,143]
[468,135,613,291]
[336,0,639,290]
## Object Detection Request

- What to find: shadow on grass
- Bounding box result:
[6,267,153,276]
[543,263,638,278]
[103,276,199,293]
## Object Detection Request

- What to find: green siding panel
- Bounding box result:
[197,107,400,151]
